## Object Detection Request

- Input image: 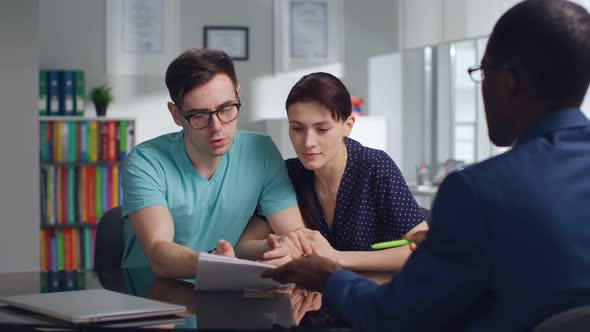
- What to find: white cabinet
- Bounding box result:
[349,115,388,151]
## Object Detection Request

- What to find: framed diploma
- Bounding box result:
[274,0,343,74]
[204,26,249,61]
[106,0,180,75]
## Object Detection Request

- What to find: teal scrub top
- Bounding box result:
[121,130,297,267]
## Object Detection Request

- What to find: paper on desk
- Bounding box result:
[195,253,281,291]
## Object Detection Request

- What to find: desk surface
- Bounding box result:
[0,268,393,331]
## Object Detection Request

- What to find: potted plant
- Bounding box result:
[89,84,114,117]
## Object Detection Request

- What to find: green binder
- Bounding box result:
[84,228,92,269]
[39,70,48,116]
[57,231,64,271]
[95,167,102,220]
[119,121,128,160]
[68,121,77,162]
[40,121,47,162]
[74,70,85,116]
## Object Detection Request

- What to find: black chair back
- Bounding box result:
[532,305,590,332]
[94,206,124,271]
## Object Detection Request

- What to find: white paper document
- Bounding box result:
[195,253,281,291]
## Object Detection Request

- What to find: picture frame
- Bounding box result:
[204,26,249,61]
[106,0,180,76]
[273,0,343,75]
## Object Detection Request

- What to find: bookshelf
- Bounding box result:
[39,116,135,272]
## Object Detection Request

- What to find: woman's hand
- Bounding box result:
[259,234,293,266]
[296,228,340,263]
[263,228,341,264]
[276,229,314,260]
[277,228,341,263]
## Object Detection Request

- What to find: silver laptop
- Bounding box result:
[0,289,186,324]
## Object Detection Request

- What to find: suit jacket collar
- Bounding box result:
[516,108,589,145]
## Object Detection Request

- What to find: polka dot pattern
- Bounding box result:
[286,137,425,251]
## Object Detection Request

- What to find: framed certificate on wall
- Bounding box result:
[274,0,343,75]
[204,26,249,61]
[106,0,180,75]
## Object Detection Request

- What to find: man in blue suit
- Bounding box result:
[262,0,590,330]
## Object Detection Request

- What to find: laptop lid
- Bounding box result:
[0,289,186,324]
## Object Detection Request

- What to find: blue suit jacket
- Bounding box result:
[323,109,590,331]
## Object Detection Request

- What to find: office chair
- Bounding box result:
[532,305,590,332]
[94,206,124,271]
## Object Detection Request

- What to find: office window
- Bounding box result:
[403,36,507,185]
[448,37,503,164]
[451,41,477,164]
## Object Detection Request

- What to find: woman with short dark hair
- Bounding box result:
[281,72,428,271]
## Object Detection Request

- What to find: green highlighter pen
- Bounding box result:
[371,239,412,250]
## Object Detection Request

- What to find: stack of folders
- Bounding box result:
[196,253,282,291]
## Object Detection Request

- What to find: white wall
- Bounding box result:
[400,0,443,49]
[400,0,526,49]
[0,0,40,272]
[401,48,427,182]
[368,53,402,166]
[342,0,399,107]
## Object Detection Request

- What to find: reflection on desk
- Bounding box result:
[0,268,395,331]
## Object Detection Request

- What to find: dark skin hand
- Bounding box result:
[261,254,342,292]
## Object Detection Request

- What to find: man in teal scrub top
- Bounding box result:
[121,48,306,278]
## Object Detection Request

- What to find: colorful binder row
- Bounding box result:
[40,165,122,225]
[40,228,95,272]
[39,69,85,116]
[40,120,134,163]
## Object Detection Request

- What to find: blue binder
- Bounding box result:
[58,70,75,116]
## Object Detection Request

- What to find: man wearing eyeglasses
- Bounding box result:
[120,48,308,278]
[263,0,590,330]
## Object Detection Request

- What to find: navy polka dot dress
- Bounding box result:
[286,137,425,251]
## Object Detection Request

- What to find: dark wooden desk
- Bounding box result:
[0,269,394,331]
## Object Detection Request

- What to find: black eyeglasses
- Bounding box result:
[177,94,241,130]
[467,64,502,83]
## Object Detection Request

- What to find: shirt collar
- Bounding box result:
[516,108,589,145]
